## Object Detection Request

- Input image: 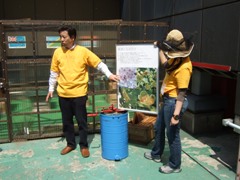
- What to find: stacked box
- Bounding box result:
[181,110,224,134]
[106,82,118,104]
[108,82,117,90]
[106,94,117,104]
[0,102,6,114]
[191,69,212,95]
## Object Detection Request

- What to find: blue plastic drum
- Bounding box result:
[100,111,128,161]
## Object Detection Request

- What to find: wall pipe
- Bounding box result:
[222,118,240,180]
[222,118,240,131]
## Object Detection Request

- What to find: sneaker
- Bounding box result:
[159,164,182,174]
[144,152,161,163]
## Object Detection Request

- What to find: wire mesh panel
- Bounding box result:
[35,30,59,57]
[0,101,8,143]
[92,24,118,56]
[5,31,34,57]
[39,112,63,137]
[120,25,146,41]
[0,20,168,142]
[119,21,169,43]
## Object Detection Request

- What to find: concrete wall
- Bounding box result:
[0,0,121,21]
[121,0,240,71]
[121,0,240,117]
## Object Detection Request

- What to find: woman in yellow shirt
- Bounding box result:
[144,29,194,174]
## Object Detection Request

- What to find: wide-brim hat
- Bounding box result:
[162,29,194,59]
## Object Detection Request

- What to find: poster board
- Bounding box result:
[116,44,159,114]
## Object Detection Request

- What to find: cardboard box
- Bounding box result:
[128,112,156,145]
[181,110,224,134]
[128,122,154,145]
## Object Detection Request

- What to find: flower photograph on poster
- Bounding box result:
[118,67,157,113]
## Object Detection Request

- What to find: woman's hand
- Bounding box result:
[154,41,161,48]
[170,117,179,126]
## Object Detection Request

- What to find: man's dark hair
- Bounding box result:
[58,26,77,40]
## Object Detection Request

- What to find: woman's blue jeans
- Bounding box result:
[151,96,188,169]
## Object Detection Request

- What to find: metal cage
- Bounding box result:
[0,20,168,143]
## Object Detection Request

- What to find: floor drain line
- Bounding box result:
[182,149,221,180]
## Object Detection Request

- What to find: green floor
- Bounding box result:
[0,130,237,180]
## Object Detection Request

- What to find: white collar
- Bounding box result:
[64,44,76,50]
[69,44,76,50]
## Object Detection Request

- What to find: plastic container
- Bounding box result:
[100,111,128,160]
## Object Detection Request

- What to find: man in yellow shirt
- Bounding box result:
[144,29,193,173]
[46,26,119,158]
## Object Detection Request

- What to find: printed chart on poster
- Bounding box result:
[116,44,159,114]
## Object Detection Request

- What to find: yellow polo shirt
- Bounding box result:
[50,45,101,98]
[161,57,192,97]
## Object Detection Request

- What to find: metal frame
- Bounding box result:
[0,20,168,142]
